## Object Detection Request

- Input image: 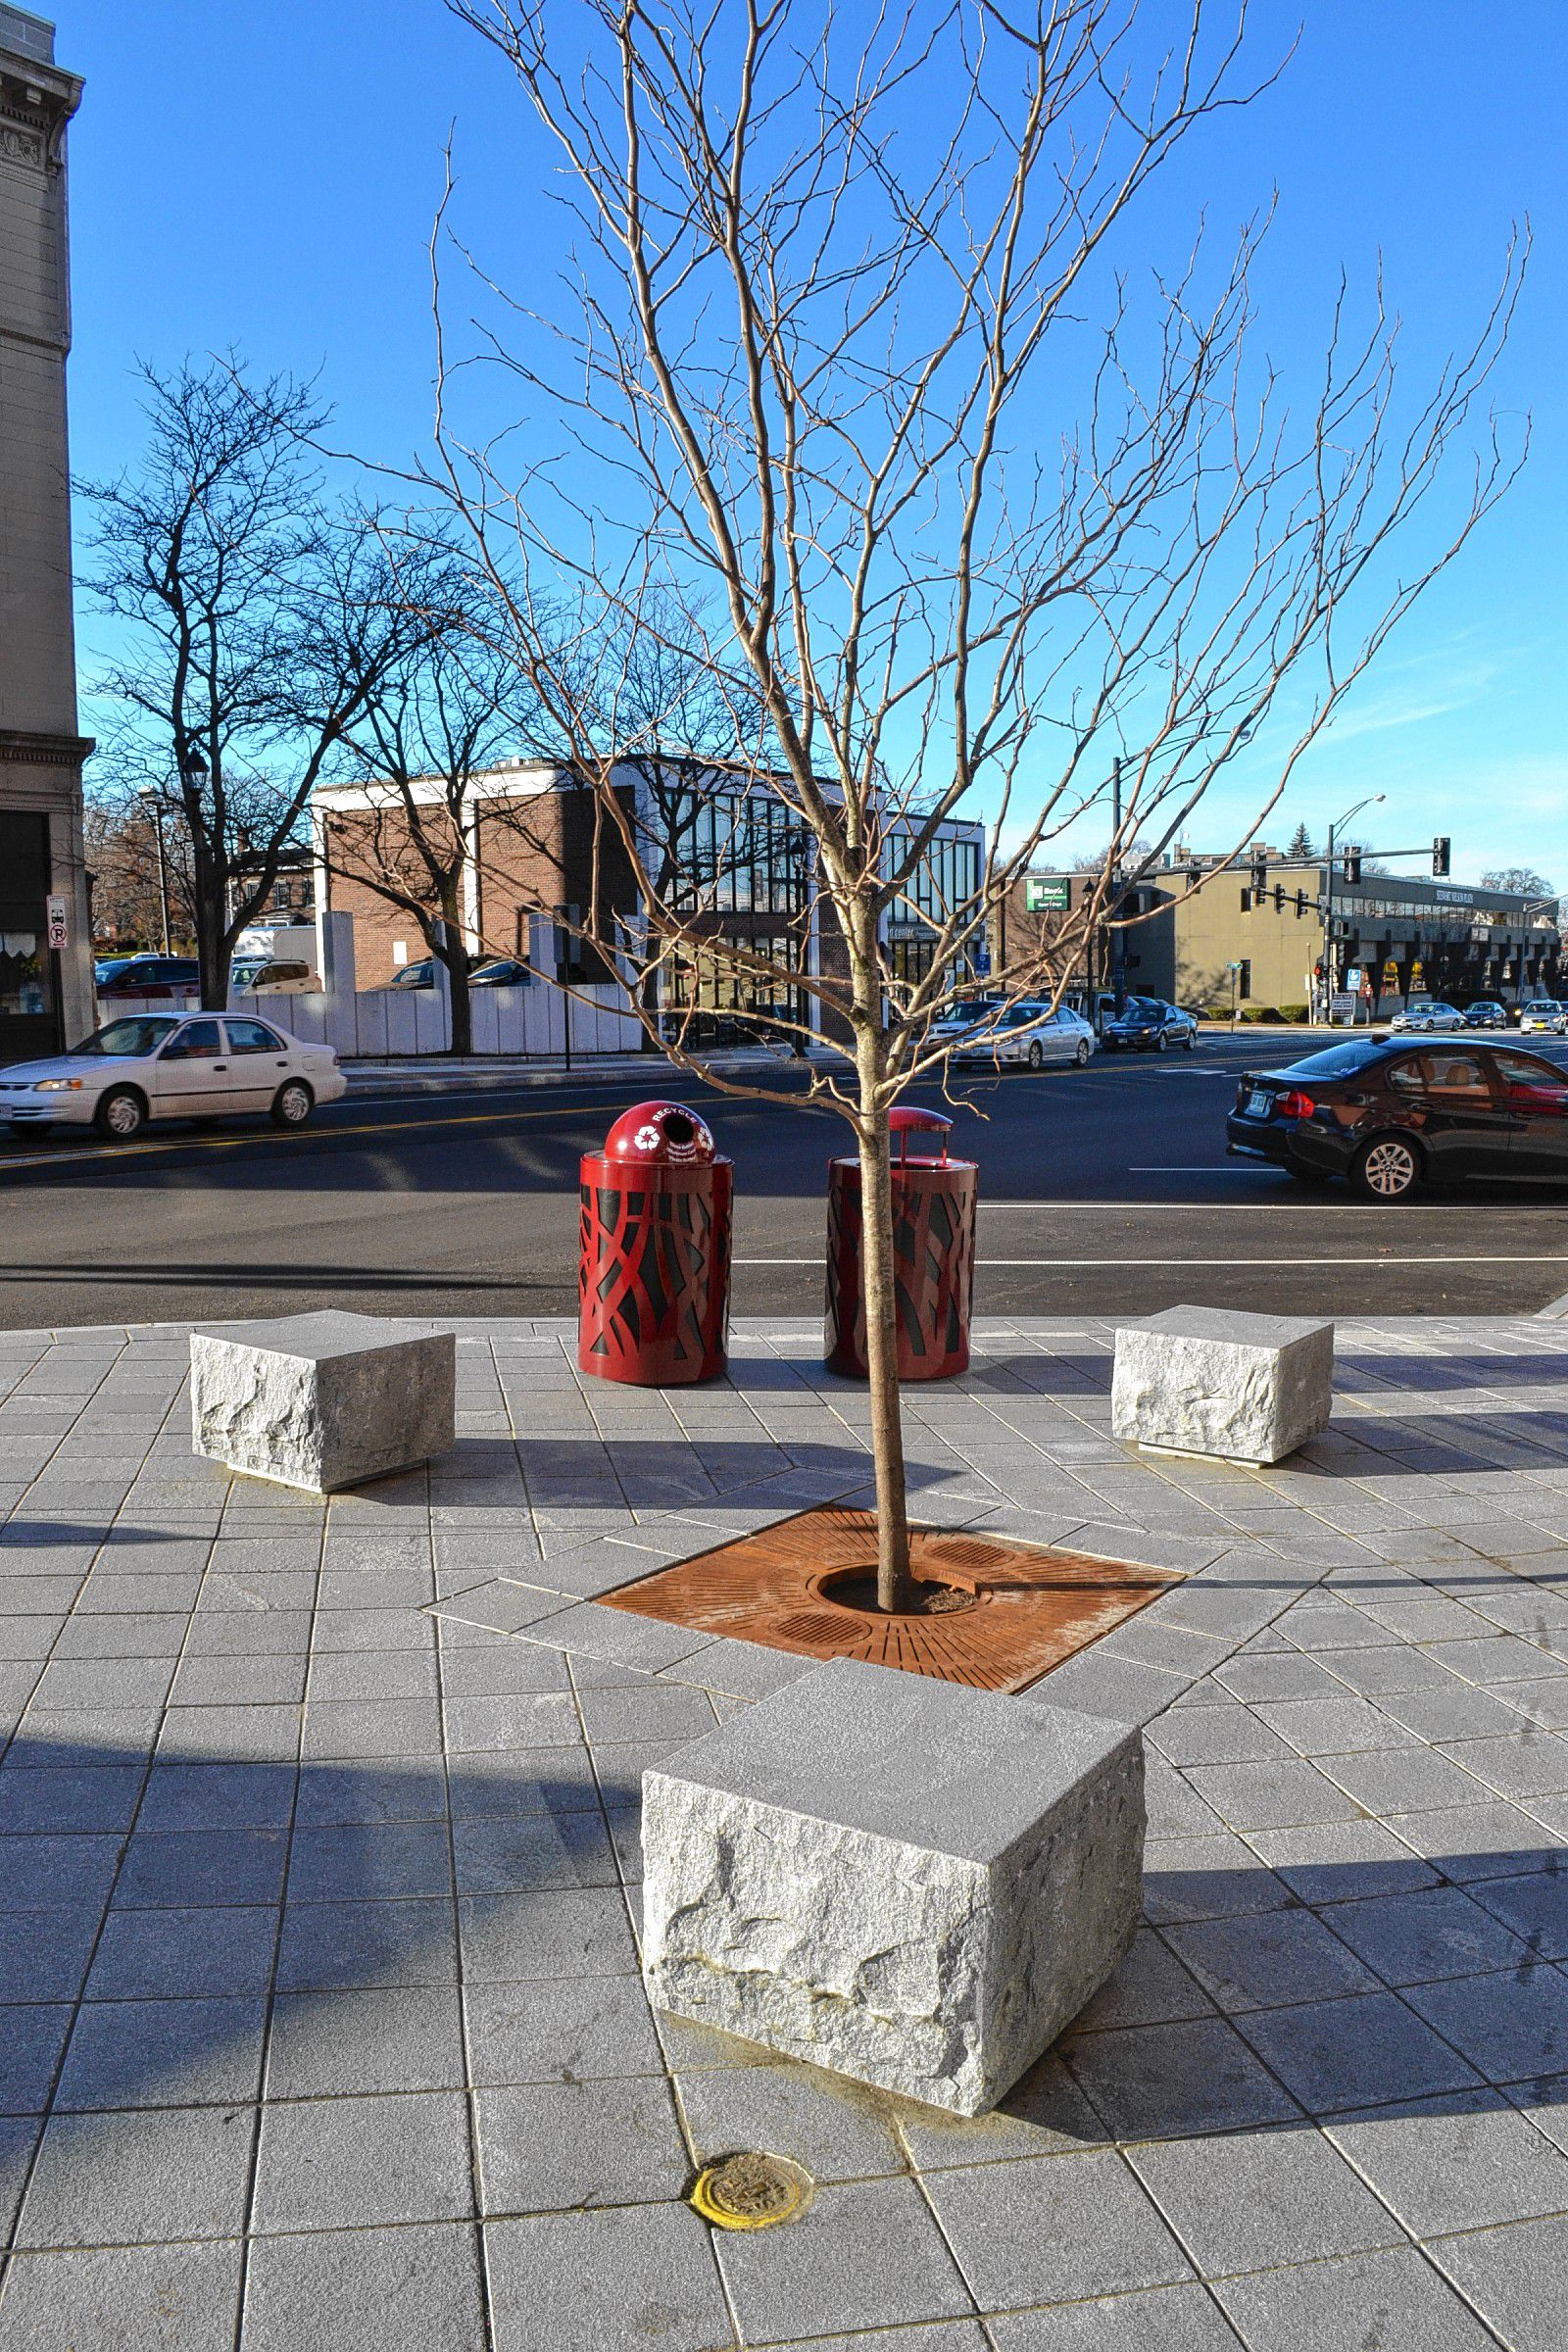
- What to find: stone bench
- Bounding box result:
[1112,1302,1334,1467]
[641,1655,1144,2117]
[190,1310,456,1494]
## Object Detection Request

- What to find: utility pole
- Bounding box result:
[1323,821,1335,1026]
[1109,756,1128,1015]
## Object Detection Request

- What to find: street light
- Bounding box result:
[137,785,172,956]
[1323,792,1385,1024]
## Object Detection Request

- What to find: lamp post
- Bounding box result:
[1108,755,1127,1016]
[137,786,172,956]
[1323,792,1384,1024]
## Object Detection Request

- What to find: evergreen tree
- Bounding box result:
[1287,821,1315,860]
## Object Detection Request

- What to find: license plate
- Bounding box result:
[1247,1089,1272,1117]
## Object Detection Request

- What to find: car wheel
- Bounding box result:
[1182,1028,1195,1049]
[94,1087,145,1142]
[1074,1038,1091,1066]
[271,1079,314,1129]
[1027,1040,1044,1071]
[1351,1133,1421,1202]
[1155,1032,1169,1053]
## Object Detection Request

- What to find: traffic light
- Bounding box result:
[1433,836,1450,877]
[1342,846,1362,885]
[1273,885,1285,911]
[1295,890,1308,918]
[1250,853,1267,896]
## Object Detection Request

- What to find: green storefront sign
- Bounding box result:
[1024,876,1071,912]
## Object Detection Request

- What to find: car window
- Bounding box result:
[270,962,310,982]
[67,1017,179,1057]
[1391,1051,1492,1100]
[1280,1040,1392,1080]
[160,1019,223,1060]
[225,1019,284,1054]
[1492,1051,1564,1090]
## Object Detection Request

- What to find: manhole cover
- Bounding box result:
[691,2151,811,2230]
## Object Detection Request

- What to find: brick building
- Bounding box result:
[0,6,92,1058]
[313,760,985,1039]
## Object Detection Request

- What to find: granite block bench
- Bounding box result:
[641,1655,1145,2116]
[1112,1302,1335,1467]
[190,1309,456,1494]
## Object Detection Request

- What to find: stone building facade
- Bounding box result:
[0,5,91,1058]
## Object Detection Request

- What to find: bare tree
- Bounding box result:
[1481,865,1554,898]
[79,359,416,1008]
[82,787,197,953]
[317,560,521,1056]
[434,0,1524,1609]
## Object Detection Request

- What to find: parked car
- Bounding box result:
[469,957,533,987]
[1519,1000,1566,1035]
[0,1014,346,1141]
[95,955,200,1001]
[230,957,318,995]
[951,1003,1097,1071]
[389,958,436,989]
[1100,997,1198,1053]
[1463,1001,1507,1030]
[93,955,138,986]
[1227,1035,1568,1200]
[928,994,1004,1041]
[1389,1000,1464,1034]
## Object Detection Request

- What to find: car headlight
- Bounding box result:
[33,1078,85,1092]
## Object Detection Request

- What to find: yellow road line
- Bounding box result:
[0,1097,614,1177]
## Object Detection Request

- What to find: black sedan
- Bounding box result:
[1464,1001,1507,1029]
[1227,1036,1568,1200]
[1102,997,1198,1053]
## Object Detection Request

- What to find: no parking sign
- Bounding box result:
[45,895,68,951]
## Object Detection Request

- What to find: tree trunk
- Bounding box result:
[435,901,472,1058]
[855,1026,914,1614]
[194,857,230,1011]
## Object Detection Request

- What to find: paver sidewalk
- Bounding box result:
[3,1313,1568,2348]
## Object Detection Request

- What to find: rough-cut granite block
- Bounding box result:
[190,1311,455,1494]
[1112,1304,1334,1466]
[640,1656,1144,2116]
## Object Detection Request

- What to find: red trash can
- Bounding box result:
[824,1106,977,1381]
[578,1102,732,1385]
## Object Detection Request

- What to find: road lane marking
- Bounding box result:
[735,1254,1568,1268]
[0,1097,634,1175]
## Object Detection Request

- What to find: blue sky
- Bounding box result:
[55,0,1565,886]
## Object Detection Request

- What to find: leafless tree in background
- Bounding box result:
[436,0,1525,1607]
[79,359,417,1008]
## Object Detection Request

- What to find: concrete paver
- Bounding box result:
[3,1311,1568,2342]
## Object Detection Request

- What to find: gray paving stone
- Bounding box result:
[1212,2243,1502,2352]
[464,1973,664,2086]
[1142,1833,1294,1925]
[926,2146,1190,2316]
[1072,1927,1214,2034]
[54,1996,266,2111]
[1130,2123,1401,2274]
[1427,2213,1568,2352]
[286,1821,455,1902]
[266,1984,466,2096]
[475,2075,688,2213]
[1239,1990,1483,2113]
[718,2171,975,2340]
[251,2088,473,2230]
[1329,2085,1568,2235]
[1327,1884,1533,1984]
[293,1763,451,1826]
[677,2053,906,2182]
[1164,1909,1380,2012]
[0,2003,73,2115]
[1316,1746,1495,1817]
[117,1828,288,1909]
[1405,1963,1568,2083]
[0,1907,102,2002]
[1062,2016,1299,2138]
[0,1832,122,1911]
[0,2237,243,2352]
[451,1809,618,1894]
[1244,1817,1438,1903]
[483,2201,731,2352]
[240,2220,485,2352]
[135,1763,295,1833]
[1180,1760,1362,1832]
[275,1895,458,1991]
[1388,1800,1561,1882]
[896,2052,1109,2172]
[440,1691,582,1752]
[774,2327,989,2352]
[86,1903,277,2000]
[17,2101,255,2247]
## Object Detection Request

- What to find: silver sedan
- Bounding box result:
[951,1003,1097,1072]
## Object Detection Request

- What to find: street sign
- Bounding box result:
[45,894,68,951]
[1347,967,1362,991]
[1024,876,1071,912]
[972,943,992,977]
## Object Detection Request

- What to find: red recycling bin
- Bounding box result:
[578,1102,732,1385]
[825,1105,977,1381]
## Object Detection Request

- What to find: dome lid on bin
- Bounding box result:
[603,1101,719,1164]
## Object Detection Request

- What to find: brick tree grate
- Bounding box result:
[598,1503,1181,1692]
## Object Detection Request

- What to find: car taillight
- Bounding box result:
[1275,1090,1315,1120]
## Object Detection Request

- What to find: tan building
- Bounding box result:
[0,4,91,1058]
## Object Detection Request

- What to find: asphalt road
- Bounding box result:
[4,1031,1568,1330]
